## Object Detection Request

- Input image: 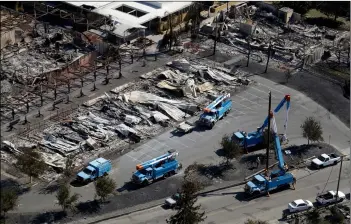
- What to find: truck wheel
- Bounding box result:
[209,122,215,129]
[163,172,170,178]
[333,161,338,165]
[252,191,260,196]
[103,172,108,176]
[319,164,323,169]
[142,180,149,186]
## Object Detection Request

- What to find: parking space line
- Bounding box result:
[169,137,189,148]
[193,131,204,137]
[257,82,285,94]
[231,100,253,110]
[126,154,142,163]
[237,95,262,107]
[144,143,163,153]
[231,108,245,115]
[184,135,196,143]
[245,91,269,102]
[139,152,153,159]
[251,86,277,98]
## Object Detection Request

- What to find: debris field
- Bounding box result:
[1,58,252,182]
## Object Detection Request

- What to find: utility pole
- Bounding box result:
[213,16,218,56]
[335,156,343,202]
[169,14,173,51]
[265,91,272,177]
[246,37,251,67]
[265,42,272,73]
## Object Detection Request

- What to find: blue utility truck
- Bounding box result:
[199,93,232,129]
[232,94,290,150]
[132,149,181,186]
[76,158,112,182]
[244,111,295,196]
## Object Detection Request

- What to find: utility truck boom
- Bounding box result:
[232,95,290,150]
[199,93,232,129]
[132,149,181,185]
[244,108,295,196]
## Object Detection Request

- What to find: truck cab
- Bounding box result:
[245,174,267,195]
[199,94,232,128]
[232,129,264,149]
[77,158,112,182]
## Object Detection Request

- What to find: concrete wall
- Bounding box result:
[1,30,16,49]
[45,51,98,84]
[303,46,324,66]
[240,22,256,36]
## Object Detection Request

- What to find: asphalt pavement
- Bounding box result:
[12,73,350,214]
[94,161,350,224]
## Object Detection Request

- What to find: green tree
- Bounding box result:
[220,134,241,166]
[306,209,322,224]
[167,179,206,224]
[56,183,80,212]
[63,154,76,179]
[300,117,324,145]
[330,206,345,224]
[244,218,269,224]
[0,187,18,217]
[317,2,350,21]
[94,176,116,202]
[16,148,47,183]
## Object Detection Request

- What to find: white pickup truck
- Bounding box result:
[311,153,341,169]
[316,190,346,205]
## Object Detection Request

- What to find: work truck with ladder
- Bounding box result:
[132,149,182,186]
[232,94,290,151]
[199,93,232,129]
[244,105,296,196]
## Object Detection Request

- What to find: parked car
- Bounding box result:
[311,153,341,169]
[316,190,346,205]
[288,199,313,213]
[164,193,181,209]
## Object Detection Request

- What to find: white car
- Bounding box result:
[288,199,314,213]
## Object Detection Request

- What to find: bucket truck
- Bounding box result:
[199,93,232,129]
[232,94,290,150]
[131,149,182,186]
[244,111,295,196]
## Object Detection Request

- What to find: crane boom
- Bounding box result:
[136,150,178,170]
[271,113,286,172]
[257,95,290,135]
[204,93,230,112]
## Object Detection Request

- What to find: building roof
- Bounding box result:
[293,199,305,205]
[67,1,193,26]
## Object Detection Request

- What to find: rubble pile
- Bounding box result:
[1,58,252,180]
[0,9,94,119]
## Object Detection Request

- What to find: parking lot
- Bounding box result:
[110,75,350,188]
[14,74,350,214]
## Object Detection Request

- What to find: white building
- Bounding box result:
[66,2,194,41]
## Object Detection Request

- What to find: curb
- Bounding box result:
[75,181,247,224]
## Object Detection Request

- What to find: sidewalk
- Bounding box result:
[1,53,173,140]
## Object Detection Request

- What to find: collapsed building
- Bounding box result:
[198,3,350,71]
[0,8,98,125]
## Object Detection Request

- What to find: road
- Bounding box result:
[13,74,350,213]
[97,161,350,224]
